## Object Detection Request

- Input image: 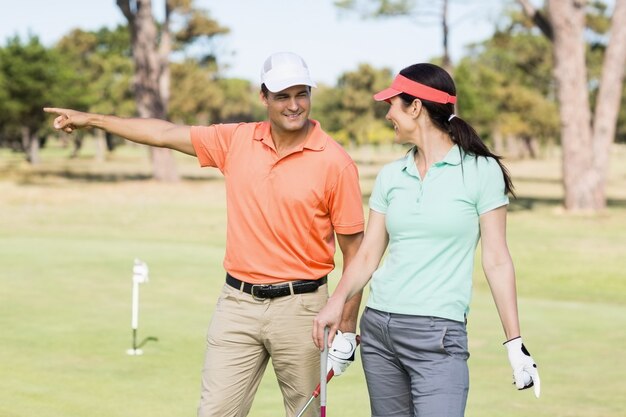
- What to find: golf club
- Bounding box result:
[320,327,329,417]
[295,333,361,417]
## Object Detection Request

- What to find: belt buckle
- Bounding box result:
[250,284,269,301]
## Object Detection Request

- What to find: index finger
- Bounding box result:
[43,107,66,115]
[312,320,323,349]
[313,320,330,350]
[531,369,541,398]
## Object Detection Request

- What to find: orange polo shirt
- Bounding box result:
[190,120,364,284]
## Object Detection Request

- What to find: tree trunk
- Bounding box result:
[70,134,83,159]
[591,0,626,209]
[117,0,179,182]
[159,0,172,116]
[21,126,40,165]
[549,0,596,211]
[94,130,107,163]
[519,0,626,212]
[441,0,452,74]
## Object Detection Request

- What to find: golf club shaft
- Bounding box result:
[294,370,334,417]
[295,396,315,417]
[320,327,329,417]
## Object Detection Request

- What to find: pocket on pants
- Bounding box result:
[297,285,328,314]
[214,284,239,312]
[441,324,469,360]
[418,326,449,354]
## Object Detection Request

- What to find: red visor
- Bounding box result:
[373,74,457,104]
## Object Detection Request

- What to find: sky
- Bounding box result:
[0,0,507,86]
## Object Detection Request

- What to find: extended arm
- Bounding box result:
[43,107,195,156]
[313,210,389,348]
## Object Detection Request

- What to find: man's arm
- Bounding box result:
[43,107,195,156]
[335,231,364,333]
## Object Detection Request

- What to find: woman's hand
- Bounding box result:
[312,296,346,349]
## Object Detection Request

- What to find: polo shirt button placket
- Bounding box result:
[415,181,423,205]
[417,164,440,204]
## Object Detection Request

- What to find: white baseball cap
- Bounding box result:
[260,52,317,93]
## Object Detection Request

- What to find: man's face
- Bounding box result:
[261,85,311,133]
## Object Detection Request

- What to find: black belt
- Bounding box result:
[226,273,327,300]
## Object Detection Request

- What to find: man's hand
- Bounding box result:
[44,107,93,133]
[504,337,541,398]
[326,331,357,376]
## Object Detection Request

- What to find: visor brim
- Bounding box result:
[373,88,401,102]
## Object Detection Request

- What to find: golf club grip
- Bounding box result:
[311,335,362,397]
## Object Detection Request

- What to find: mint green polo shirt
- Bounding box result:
[367,145,509,322]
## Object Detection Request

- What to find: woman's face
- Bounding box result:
[385,96,418,144]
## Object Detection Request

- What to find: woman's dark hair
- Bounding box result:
[398,63,514,196]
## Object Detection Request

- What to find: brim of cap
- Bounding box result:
[373,87,401,102]
[265,77,317,93]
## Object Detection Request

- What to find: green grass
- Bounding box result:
[1,143,625,416]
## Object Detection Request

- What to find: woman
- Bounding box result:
[312,63,540,417]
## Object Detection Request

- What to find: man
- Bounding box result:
[44,51,364,417]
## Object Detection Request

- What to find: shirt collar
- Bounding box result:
[253,120,327,152]
[401,144,465,173]
[440,144,464,166]
[402,147,419,175]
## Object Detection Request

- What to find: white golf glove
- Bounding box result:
[504,337,541,398]
[327,331,357,376]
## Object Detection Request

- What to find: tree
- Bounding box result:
[116,0,228,181]
[617,83,626,143]
[168,59,263,125]
[0,66,10,148]
[55,26,136,159]
[455,16,560,158]
[313,64,394,146]
[517,0,626,211]
[57,26,135,116]
[0,36,85,163]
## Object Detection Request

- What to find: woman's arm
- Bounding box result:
[479,205,520,340]
[312,210,389,348]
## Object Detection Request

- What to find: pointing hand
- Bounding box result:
[43,107,92,133]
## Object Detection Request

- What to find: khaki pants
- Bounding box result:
[197,282,329,417]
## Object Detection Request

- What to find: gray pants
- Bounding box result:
[360,307,470,417]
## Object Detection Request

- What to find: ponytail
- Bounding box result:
[447,115,515,197]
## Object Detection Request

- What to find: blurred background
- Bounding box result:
[1,1,625,416]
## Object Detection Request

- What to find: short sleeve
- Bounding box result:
[368,168,389,214]
[190,124,239,171]
[328,162,365,235]
[476,157,509,215]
